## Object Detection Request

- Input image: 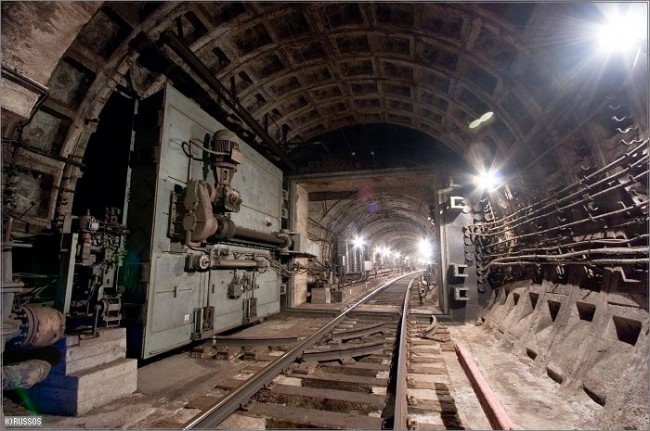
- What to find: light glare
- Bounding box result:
[418,238,433,259]
[469,111,495,129]
[597,11,647,53]
[474,168,501,192]
[480,111,494,122]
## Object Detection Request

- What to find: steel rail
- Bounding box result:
[393,277,415,430]
[184,272,417,429]
[455,342,515,430]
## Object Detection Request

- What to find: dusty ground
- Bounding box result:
[4,319,605,430]
[441,350,492,430]
[2,315,331,429]
[447,323,603,430]
[4,277,605,430]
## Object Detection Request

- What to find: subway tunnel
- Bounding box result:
[1,2,648,429]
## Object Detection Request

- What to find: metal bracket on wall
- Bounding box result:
[454,286,470,301]
[452,263,469,278]
[450,196,466,210]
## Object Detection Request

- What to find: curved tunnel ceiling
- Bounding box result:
[305,175,436,257]
[5,1,648,249]
[32,2,641,172]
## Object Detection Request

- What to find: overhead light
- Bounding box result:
[469,119,482,129]
[352,237,365,248]
[469,111,495,129]
[596,9,647,53]
[418,238,433,259]
[474,168,501,192]
[480,111,494,122]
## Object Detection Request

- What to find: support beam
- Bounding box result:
[160,30,297,171]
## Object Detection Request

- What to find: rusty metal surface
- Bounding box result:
[213,335,297,346]
[14,306,65,349]
[1,359,52,390]
[301,340,384,362]
[330,322,385,341]
[455,342,516,430]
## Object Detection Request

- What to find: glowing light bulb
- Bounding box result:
[596,10,647,53]
[480,111,494,122]
[474,168,501,192]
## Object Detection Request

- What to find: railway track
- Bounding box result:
[181,273,469,430]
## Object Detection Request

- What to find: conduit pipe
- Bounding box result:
[484,155,648,232]
[487,168,648,235]
[479,139,648,226]
[481,160,647,234]
[484,217,647,251]
[490,168,648,235]
[455,342,515,430]
[480,200,648,248]
[1,66,49,125]
[483,234,649,259]
[211,259,259,269]
[483,258,648,270]
[479,249,649,274]
[483,246,647,263]
[232,227,289,248]
[476,168,649,237]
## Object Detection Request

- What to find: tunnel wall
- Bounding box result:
[482,278,649,429]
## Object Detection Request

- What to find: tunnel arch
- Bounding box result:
[4,2,640,231]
